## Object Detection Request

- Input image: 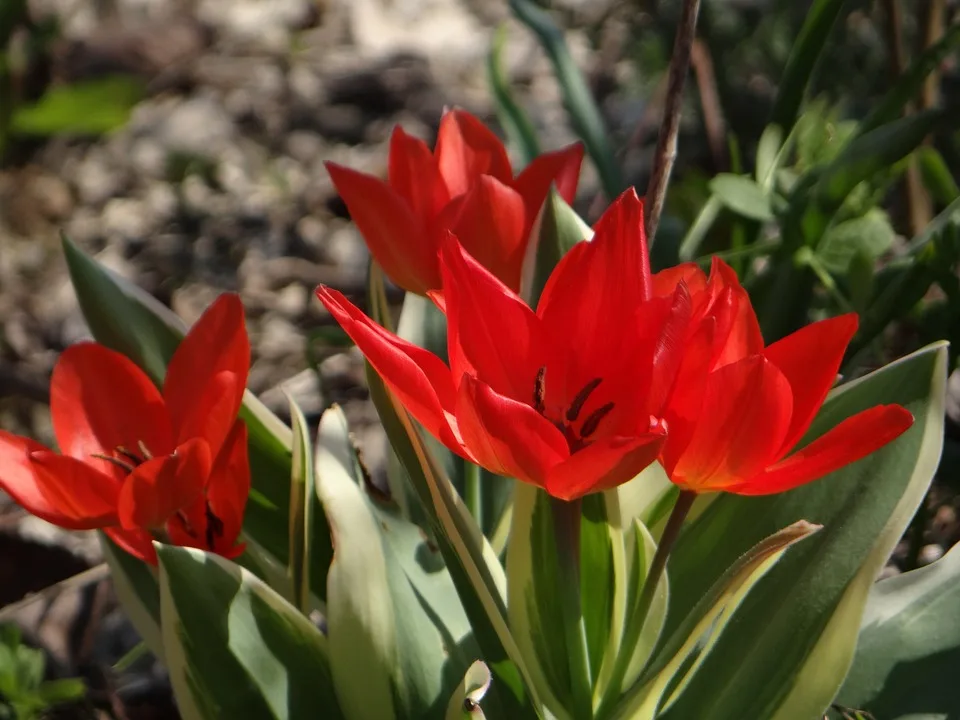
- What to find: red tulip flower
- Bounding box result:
[0,294,252,563]
[652,259,914,495]
[317,189,690,500]
[326,109,584,296]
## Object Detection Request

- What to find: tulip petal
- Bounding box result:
[387,126,450,227]
[537,189,652,373]
[326,162,439,294]
[442,177,527,291]
[164,294,250,455]
[104,526,157,564]
[512,142,584,209]
[668,356,793,491]
[439,233,559,404]
[652,263,707,299]
[201,420,249,555]
[730,404,914,495]
[117,438,212,531]
[0,432,109,529]
[707,258,764,367]
[764,313,859,456]
[316,287,462,452]
[545,433,665,501]
[435,109,513,195]
[454,374,567,487]
[28,450,120,528]
[50,344,172,479]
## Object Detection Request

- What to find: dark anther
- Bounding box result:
[533,365,546,413]
[205,504,225,550]
[566,378,602,422]
[580,402,615,439]
[92,453,137,474]
[116,446,144,465]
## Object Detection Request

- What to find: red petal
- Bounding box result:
[104,527,157,564]
[164,294,250,455]
[442,177,527,291]
[50,344,172,479]
[668,356,793,491]
[764,314,859,456]
[512,142,584,211]
[537,188,653,374]
[206,421,250,552]
[117,438,212,530]
[706,259,763,367]
[454,374,567,487]
[652,263,707,299]
[438,233,559,404]
[435,109,514,194]
[387,126,450,227]
[545,433,665,501]
[316,287,462,452]
[326,162,439,294]
[729,405,914,495]
[28,450,120,528]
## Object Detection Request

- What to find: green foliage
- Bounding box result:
[0,625,85,720]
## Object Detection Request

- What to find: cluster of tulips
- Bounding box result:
[0,110,913,556]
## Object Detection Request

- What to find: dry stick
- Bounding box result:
[690,38,727,173]
[882,0,933,235]
[919,0,946,111]
[644,0,703,243]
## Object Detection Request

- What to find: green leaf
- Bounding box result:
[859,20,960,135]
[446,661,492,720]
[61,238,325,585]
[611,522,820,719]
[508,0,622,198]
[755,125,784,191]
[11,76,143,136]
[836,542,960,718]
[487,24,540,166]
[816,208,895,274]
[814,110,944,213]
[99,533,164,661]
[709,174,774,222]
[916,145,960,205]
[286,396,313,612]
[769,0,847,134]
[317,405,464,720]
[678,196,723,262]
[158,544,343,720]
[654,342,947,720]
[522,188,594,309]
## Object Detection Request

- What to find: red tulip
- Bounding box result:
[652,260,914,495]
[326,109,584,295]
[0,294,251,563]
[317,189,689,500]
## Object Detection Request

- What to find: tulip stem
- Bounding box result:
[551,496,594,719]
[465,461,483,530]
[595,490,696,720]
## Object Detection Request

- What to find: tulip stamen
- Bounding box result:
[137,440,154,460]
[580,403,615,439]
[533,366,546,413]
[566,378,602,422]
[92,453,137,474]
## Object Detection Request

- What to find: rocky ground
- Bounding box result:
[0,0,958,717]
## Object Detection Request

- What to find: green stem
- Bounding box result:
[595,490,696,720]
[551,496,593,719]
[465,461,483,531]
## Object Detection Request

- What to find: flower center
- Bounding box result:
[533,366,615,453]
[92,441,154,473]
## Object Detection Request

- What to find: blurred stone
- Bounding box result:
[102,197,150,240]
[274,283,309,318]
[878,564,901,581]
[159,95,236,159]
[259,368,324,419]
[74,153,124,207]
[919,543,945,566]
[257,313,306,361]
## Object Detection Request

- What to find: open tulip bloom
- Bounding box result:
[318,188,914,502]
[0,294,251,564]
[326,108,583,295]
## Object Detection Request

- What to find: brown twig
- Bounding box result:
[690,37,727,172]
[644,0,703,244]
[882,0,932,234]
[919,0,946,110]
